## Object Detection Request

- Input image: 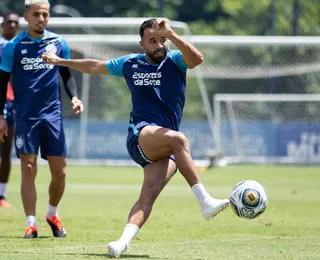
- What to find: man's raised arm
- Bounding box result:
[152,18,203,68]
[42,53,110,75]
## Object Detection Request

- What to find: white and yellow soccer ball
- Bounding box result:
[229,180,268,219]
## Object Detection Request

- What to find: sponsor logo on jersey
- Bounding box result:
[132,72,162,86]
[21,57,54,70]
[137,59,149,66]
[20,41,34,44]
[21,49,28,55]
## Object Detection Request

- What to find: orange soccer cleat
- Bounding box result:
[0,198,12,208]
[23,225,38,239]
[46,215,67,237]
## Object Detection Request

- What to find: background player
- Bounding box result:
[42,18,229,256]
[0,0,83,238]
[0,12,20,208]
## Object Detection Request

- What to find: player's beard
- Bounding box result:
[35,29,44,35]
[147,48,168,64]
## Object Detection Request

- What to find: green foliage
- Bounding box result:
[2,0,319,36]
[211,0,320,36]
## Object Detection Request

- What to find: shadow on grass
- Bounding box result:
[105,254,151,258]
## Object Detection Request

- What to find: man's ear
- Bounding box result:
[24,12,28,22]
[139,41,144,50]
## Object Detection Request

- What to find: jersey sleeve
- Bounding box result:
[0,42,15,73]
[60,38,70,60]
[168,50,188,72]
[106,54,134,77]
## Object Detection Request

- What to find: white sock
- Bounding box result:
[0,182,8,197]
[26,215,37,228]
[47,204,59,218]
[118,224,140,245]
[191,183,212,208]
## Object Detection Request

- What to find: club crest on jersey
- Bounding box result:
[45,43,57,54]
[15,136,24,149]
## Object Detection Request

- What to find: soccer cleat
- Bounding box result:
[46,215,66,237]
[0,198,12,208]
[23,225,38,238]
[201,198,230,221]
[107,240,129,257]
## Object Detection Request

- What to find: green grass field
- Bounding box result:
[0,165,319,260]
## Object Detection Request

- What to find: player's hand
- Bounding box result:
[152,18,174,39]
[0,116,8,143]
[72,97,84,115]
[42,52,61,65]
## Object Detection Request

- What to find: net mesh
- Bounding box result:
[61,37,320,118]
[215,96,320,162]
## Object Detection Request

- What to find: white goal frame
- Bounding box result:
[214,94,320,164]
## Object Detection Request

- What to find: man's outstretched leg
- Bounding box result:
[138,126,229,221]
[46,156,67,237]
[108,158,176,257]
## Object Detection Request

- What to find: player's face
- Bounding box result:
[140,28,168,64]
[2,14,19,39]
[24,4,50,35]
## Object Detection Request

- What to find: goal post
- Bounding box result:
[214,94,320,164]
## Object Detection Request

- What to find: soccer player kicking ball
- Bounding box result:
[42,18,229,256]
[0,0,83,238]
[0,12,20,208]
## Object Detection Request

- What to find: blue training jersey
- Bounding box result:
[0,30,70,121]
[0,36,8,64]
[106,50,188,131]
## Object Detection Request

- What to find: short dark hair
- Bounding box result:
[2,11,19,21]
[139,18,156,39]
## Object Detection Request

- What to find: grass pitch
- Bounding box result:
[0,165,319,259]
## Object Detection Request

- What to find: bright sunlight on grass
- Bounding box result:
[0,165,319,259]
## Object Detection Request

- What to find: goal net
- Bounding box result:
[214,94,320,164]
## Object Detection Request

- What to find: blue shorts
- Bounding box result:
[14,118,67,160]
[126,121,175,168]
[4,101,15,126]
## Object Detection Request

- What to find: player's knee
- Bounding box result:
[171,132,189,150]
[22,163,36,178]
[141,183,162,203]
[51,170,66,180]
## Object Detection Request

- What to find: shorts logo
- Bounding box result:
[16,136,24,149]
[45,43,57,54]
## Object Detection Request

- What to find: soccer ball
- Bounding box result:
[229,180,268,219]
